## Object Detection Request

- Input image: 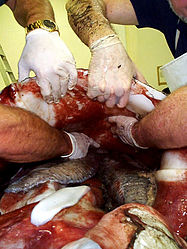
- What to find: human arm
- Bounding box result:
[66,0,144,108]
[0,104,98,163]
[5,0,54,27]
[6,0,77,103]
[109,86,187,149]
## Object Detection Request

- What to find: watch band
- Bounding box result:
[25,20,59,35]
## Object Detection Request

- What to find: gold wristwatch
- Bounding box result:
[26,20,59,35]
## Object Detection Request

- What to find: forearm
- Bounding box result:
[0,105,72,163]
[132,86,187,149]
[6,0,55,27]
[66,0,115,47]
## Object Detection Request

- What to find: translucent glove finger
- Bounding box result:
[78,132,100,149]
[117,92,130,108]
[97,95,105,102]
[108,115,137,126]
[108,115,119,124]
[87,70,103,99]
[105,69,124,97]
[87,86,103,99]
[108,115,134,130]
[133,63,148,84]
[89,138,100,148]
[108,116,147,148]
[98,78,106,93]
[105,94,117,108]
[69,132,100,159]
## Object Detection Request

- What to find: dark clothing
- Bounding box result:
[130,0,187,58]
[0,0,7,6]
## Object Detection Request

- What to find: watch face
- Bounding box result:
[43,20,56,29]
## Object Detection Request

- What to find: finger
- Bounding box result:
[64,63,77,90]
[57,67,71,97]
[99,79,106,93]
[133,65,148,84]
[108,116,118,123]
[87,85,102,99]
[49,73,62,103]
[111,72,127,98]
[18,64,30,82]
[87,70,103,98]
[89,138,100,148]
[114,85,125,98]
[37,78,53,103]
[117,92,129,108]
[105,94,116,108]
[60,76,68,97]
[97,95,105,102]
[43,74,61,103]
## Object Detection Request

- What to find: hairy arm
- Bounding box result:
[0,105,72,163]
[66,0,138,46]
[132,86,187,149]
[5,0,55,27]
[66,0,114,47]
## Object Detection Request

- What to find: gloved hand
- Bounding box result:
[108,115,148,149]
[62,132,100,159]
[88,34,145,108]
[18,29,77,103]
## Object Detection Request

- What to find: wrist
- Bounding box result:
[26,29,59,40]
[25,19,59,36]
[61,132,76,158]
[131,122,149,149]
[90,34,120,51]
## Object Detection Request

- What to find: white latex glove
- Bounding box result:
[18,29,77,103]
[108,115,148,149]
[88,34,139,108]
[61,132,100,159]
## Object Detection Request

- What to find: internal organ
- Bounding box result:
[0,177,186,249]
[0,69,165,158]
[0,155,101,214]
[153,148,187,240]
[85,203,187,249]
[97,154,157,210]
[5,155,99,193]
[0,189,105,249]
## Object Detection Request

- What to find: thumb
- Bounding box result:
[108,116,118,123]
[89,138,100,148]
[18,62,30,82]
[133,64,148,84]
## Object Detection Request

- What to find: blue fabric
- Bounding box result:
[130,0,187,58]
[0,0,7,6]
